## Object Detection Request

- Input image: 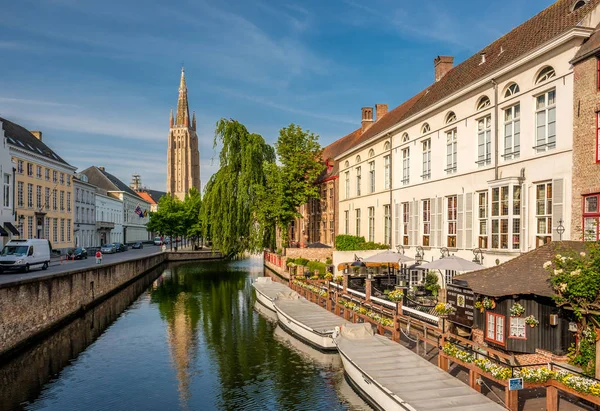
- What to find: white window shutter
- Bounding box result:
[521,184,527,250]
[465,193,473,249]
[413,200,419,246]
[437,197,443,247]
[457,194,464,249]
[552,178,564,241]
[408,201,414,245]
[431,199,437,247]
[394,203,400,246]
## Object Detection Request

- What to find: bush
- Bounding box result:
[295,257,309,266]
[307,260,326,276]
[335,235,388,251]
[325,257,332,265]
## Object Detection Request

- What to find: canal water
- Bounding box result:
[0,256,371,411]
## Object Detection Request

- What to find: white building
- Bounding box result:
[73,174,97,248]
[95,191,123,245]
[335,0,600,284]
[0,120,16,247]
[81,166,150,244]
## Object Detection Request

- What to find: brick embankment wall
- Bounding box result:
[264,260,289,280]
[285,248,332,262]
[0,250,223,358]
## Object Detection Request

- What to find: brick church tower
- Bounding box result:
[167,67,201,200]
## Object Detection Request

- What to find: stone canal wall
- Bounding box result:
[0,250,222,358]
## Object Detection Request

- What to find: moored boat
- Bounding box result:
[252,277,291,311]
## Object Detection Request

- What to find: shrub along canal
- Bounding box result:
[0,256,370,411]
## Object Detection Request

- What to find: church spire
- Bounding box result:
[192,111,196,131]
[169,109,174,128]
[175,67,190,126]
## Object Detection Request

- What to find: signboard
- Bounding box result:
[446,283,475,327]
[508,378,523,391]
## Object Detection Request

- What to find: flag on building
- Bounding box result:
[135,204,144,218]
[143,210,148,217]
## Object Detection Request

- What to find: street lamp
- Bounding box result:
[396,244,405,255]
[556,219,565,241]
[440,247,449,258]
[472,248,484,265]
[415,245,424,263]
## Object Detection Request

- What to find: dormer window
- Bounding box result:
[421,123,431,134]
[476,96,491,111]
[535,66,556,84]
[572,0,587,11]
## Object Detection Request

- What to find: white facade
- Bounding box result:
[114,191,150,243]
[0,124,15,247]
[73,175,97,248]
[95,192,123,245]
[336,31,594,279]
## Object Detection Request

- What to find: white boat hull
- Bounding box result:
[254,286,276,311]
[274,305,337,351]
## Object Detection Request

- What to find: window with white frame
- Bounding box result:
[60,219,65,242]
[422,199,430,246]
[344,171,350,199]
[27,183,33,208]
[402,133,409,143]
[509,317,526,339]
[446,129,457,173]
[477,116,492,166]
[355,208,361,237]
[344,210,349,234]
[445,111,457,124]
[504,104,520,160]
[402,203,409,245]
[421,123,430,134]
[45,168,49,181]
[422,139,431,180]
[36,186,41,209]
[2,174,9,208]
[60,173,64,185]
[52,190,57,210]
[447,196,457,247]
[356,167,361,196]
[67,219,71,242]
[384,155,391,189]
[536,66,556,84]
[60,191,64,211]
[536,182,552,246]
[17,160,23,174]
[45,188,50,210]
[491,186,509,249]
[27,163,33,176]
[486,312,505,345]
[384,204,391,245]
[369,161,375,193]
[368,207,375,242]
[478,192,488,248]
[477,96,491,111]
[504,83,520,97]
[53,218,58,242]
[535,90,556,152]
[67,192,71,212]
[402,148,410,185]
[513,186,521,250]
[17,182,23,207]
[36,166,42,179]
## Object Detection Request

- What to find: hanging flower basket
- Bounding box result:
[525,315,539,327]
[434,302,456,316]
[475,297,495,312]
[510,303,525,317]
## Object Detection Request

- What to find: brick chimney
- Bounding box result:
[434,56,454,82]
[98,166,105,171]
[375,104,388,122]
[30,131,43,141]
[361,107,374,132]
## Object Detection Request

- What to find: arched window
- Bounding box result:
[572,0,587,11]
[421,123,431,134]
[344,160,350,168]
[504,83,520,98]
[368,149,375,158]
[535,66,556,84]
[476,96,491,111]
[401,133,409,143]
[384,141,391,150]
[355,155,361,164]
[445,111,457,124]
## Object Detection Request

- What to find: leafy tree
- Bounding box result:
[201,119,275,256]
[147,194,185,249]
[183,187,202,246]
[424,272,440,296]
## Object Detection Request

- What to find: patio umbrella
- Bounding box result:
[418,255,483,272]
[361,250,414,268]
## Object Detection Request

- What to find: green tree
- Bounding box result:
[147,194,185,249]
[201,119,275,256]
[182,187,202,247]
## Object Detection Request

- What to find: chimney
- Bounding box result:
[30,131,43,141]
[434,56,454,82]
[479,52,486,65]
[98,166,105,171]
[361,107,374,132]
[375,104,388,122]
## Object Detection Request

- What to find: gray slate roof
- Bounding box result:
[80,166,143,200]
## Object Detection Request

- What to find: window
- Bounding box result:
[504,83,520,98]
[45,188,50,210]
[368,207,375,242]
[421,123,430,134]
[445,111,457,124]
[76,206,80,223]
[27,183,33,208]
[402,148,410,185]
[491,187,509,249]
[52,190,57,210]
[60,173,64,185]
[384,155,391,189]
[344,211,349,234]
[368,149,375,158]
[17,160,23,174]
[3,174,10,208]
[573,0,587,11]
[447,196,457,247]
[583,194,600,240]
[369,161,375,193]
[477,116,492,166]
[355,155,361,164]
[53,218,58,242]
[27,216,33,239]
[27,163,33,176]
[402,203,409,245]
[503,104,521,160]
[513,186,521,250]
[355,208,361,237]
[67,176,71,187]
[402,133,409,143]
[384,204,391,245]
[422,199,430,246]
[478,192,488,248]
[535,66,556,84]
[509,317,526,339]
[446,129,457,173]
[67,192,71,212]
[53,171,57,183]
[476,96,491,111]
[36,186,42,209]
[344,171,350,199]
[45,168,49,181]
[536,182,552,246]
[356,167,361,196]
[45,217,49,240]
[60,219,65,242]
[60,191,64,211]
[67,220,71,242]
[36,166,42,179]
[535,90,556,152]
[76,188,79,202]
[422,139,431,180]
[486,313,505,345]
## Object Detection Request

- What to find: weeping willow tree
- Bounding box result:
[201,119,276,256]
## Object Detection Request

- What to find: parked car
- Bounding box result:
[101,244,117,254]
[68,247,88,260]
[132,242,143,249]
[114,243,128,252]
[0,239,51,273]
[153,237,163,246]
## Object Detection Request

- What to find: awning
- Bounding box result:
[0,225,8,236]
[4,222,19,236]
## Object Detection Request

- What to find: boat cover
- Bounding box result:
[274,298,344,334]
[253,279,291,301]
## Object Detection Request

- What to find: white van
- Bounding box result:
[0,239,51,273]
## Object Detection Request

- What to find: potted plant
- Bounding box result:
[525,315,539,327]
[435,302,456,316]
[324,273,333,281]
[387,289,404,302]
[334,275,343,284]
[510,303,525,317]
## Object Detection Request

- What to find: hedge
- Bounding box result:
[335,235,389,251]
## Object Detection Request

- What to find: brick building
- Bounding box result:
[570,25,600,240]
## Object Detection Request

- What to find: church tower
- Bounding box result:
[167,67,201,200]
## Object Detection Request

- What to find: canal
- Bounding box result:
[0,256,370,411]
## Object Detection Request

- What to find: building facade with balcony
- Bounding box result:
[0,121,16,247]
[73,174,98,248]
[2,118,76,252]
[336,0,600,276]
[95,190,122,246]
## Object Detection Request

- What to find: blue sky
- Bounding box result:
[0,0,554,191]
